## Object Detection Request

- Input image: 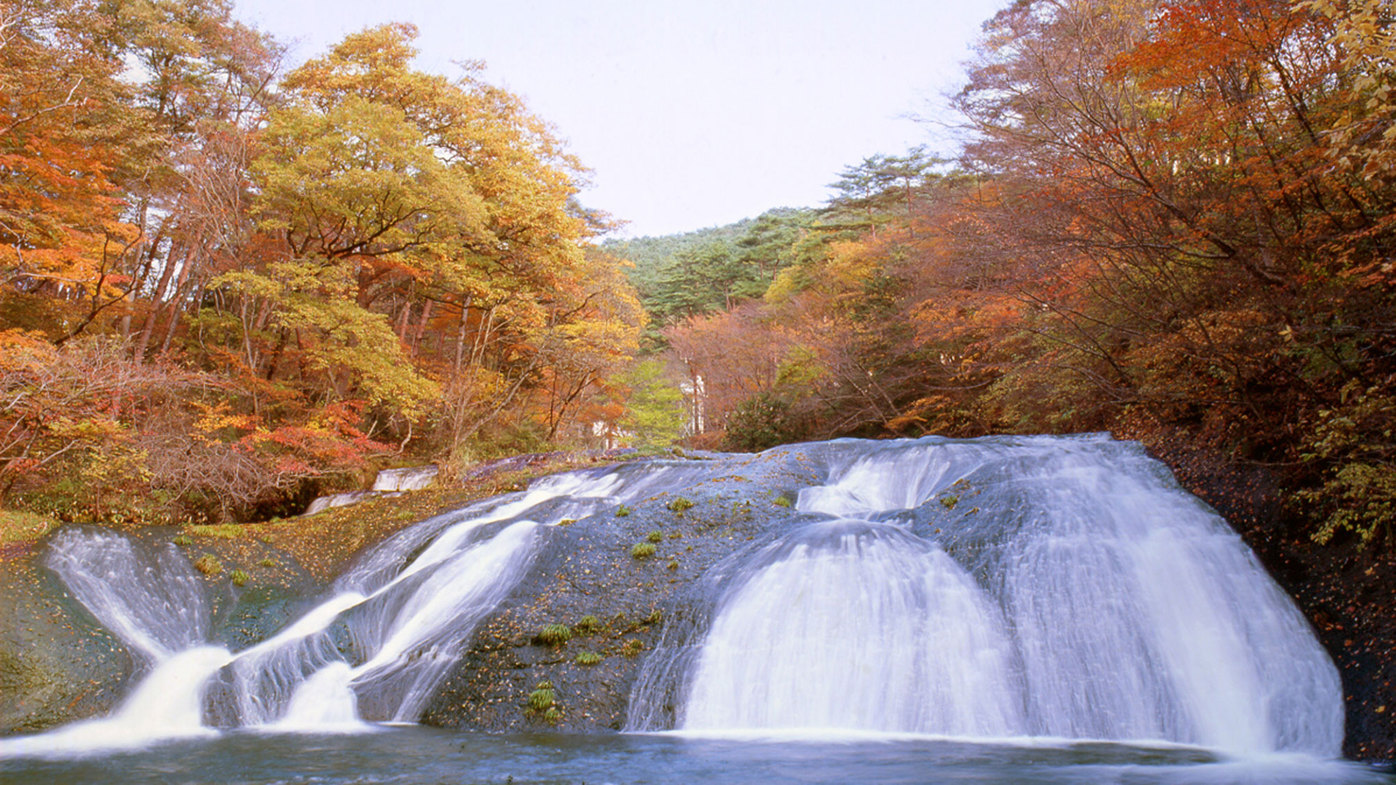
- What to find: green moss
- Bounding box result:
[621,639,644,658]
[666,559,679,571]
[615,505,631,517]
[193,554,223,577]
[0,508,60,546]
[645,530,663,543]
[527,686,556,712]
[575,650,602,666]
[772,495,792,508]
[666,496,694,513]
[939,495,959,510]
[257,556,277,567]
[536,623,572,646]
[230,569,250,587]
[630,542,656,559]
[173,535,194,547]
[189,523,243,539]
[542,706,562,724]
[575,615,601,634]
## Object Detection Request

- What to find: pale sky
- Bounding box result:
[233,0,1007,238]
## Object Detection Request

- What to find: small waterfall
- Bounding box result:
[2,459,717,757]
[44,528,211,660]
[679,520,1021,735]
[628,435,1344,758]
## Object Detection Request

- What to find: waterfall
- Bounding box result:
[627,435,1344,757]
[5,436,1345,761]
[679,520,1022,735]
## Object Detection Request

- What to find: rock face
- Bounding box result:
[419,453,807,731]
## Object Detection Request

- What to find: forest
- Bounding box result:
[2,0,1393,561]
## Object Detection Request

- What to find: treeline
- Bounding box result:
[646,0,1394,549]
[1,1,672,523]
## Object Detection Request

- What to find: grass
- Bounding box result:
[188,523,243,539]
[193,554,223,577]
[536,623,572,646]
[575,650,602,666]
[0,509,58,547]
[527,684,556,712]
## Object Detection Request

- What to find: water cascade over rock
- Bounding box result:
[2,435,1345,761]
[626,436,1344,757]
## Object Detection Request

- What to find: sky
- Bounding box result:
[232,0,1008,238]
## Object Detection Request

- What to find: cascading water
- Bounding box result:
[627,435,1344,758]
[2,435,1347,766]
[0,466,701,756]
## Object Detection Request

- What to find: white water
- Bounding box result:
[681,520,1021,735]
[629,436,1344,758]
[5,437,1347,763]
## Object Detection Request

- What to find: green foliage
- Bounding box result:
[173,535,194,547]
[542,706,562,724]
[723,393,794,452]
[526,685,556,712]
[621,639,644,657]
[1299,382,1396,548]
[605,208,815,338]
[630,542,656,559]
[575,615,601,633]
[230,569,250,587]
[666,497,694,513]
[574,650,602,666]
[615,505,631,517]
[193,554,223,577]
[257,557,277,567]
[772,495,792,508]
[939,495,959,510]
[645,530,663,543]
[613,360,687,447]
[666,559,679,571]
[536,624,573,646]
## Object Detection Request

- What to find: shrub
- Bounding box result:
[575,650,602,666]
[630,542,656,559]
[193,553,222,577]
[527,685,556,712]
[723,392,794,452]
[536,623,572,646]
